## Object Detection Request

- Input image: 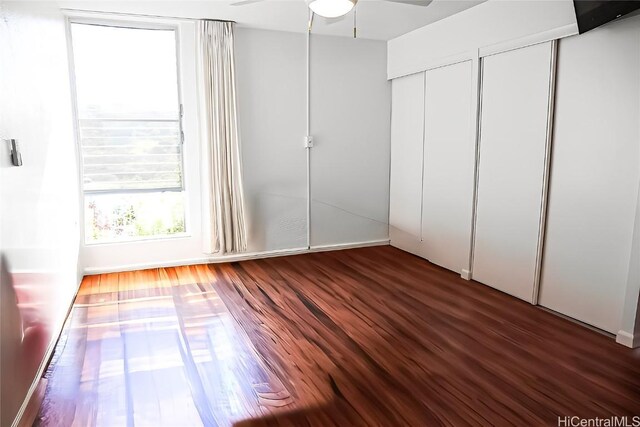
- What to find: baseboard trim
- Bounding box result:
[12,274,84,427]
[310,239,390,253]
[83,248,307,275]
[83,239,391,275]
[616,330,640,348]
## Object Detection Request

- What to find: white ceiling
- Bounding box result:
[58,0,485,40]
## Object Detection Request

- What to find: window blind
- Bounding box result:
[80,119,183,192]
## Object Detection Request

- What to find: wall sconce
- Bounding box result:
[7,139,23,166]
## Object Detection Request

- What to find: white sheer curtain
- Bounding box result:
[197,20,248,254]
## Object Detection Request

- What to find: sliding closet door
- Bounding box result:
[472,42,553,302]
[421,61,475,273]
[539,22,640,334]
[389,72,425,253]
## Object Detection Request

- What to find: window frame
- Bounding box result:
[66,17,190,245]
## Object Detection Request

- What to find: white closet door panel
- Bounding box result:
[390,72,425,242]
[538,21,640,334]
[472,42,552,302]
[421,60,475,273]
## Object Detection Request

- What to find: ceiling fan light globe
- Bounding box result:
[309,0,354,18]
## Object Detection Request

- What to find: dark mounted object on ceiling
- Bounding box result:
[573,0,640,34]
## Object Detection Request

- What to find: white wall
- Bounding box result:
[310,34,390,247]
[235,28,308,253]
[539,15,640,335]
[238,28,393,253]
[387,0,577,79]
[0,2,81,425]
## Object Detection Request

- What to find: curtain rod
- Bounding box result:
[61,8,237,24]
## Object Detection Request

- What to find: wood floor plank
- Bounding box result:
[36,246,640,426]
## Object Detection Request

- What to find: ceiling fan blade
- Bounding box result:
[383,0,433,6]
[230,0,266,6]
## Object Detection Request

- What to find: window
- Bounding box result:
[70,22,187,243]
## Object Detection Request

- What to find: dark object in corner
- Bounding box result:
[573,0,640,34]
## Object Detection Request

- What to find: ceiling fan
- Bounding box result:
[230,0,433,38]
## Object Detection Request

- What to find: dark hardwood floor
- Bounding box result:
[35,246,640,426]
